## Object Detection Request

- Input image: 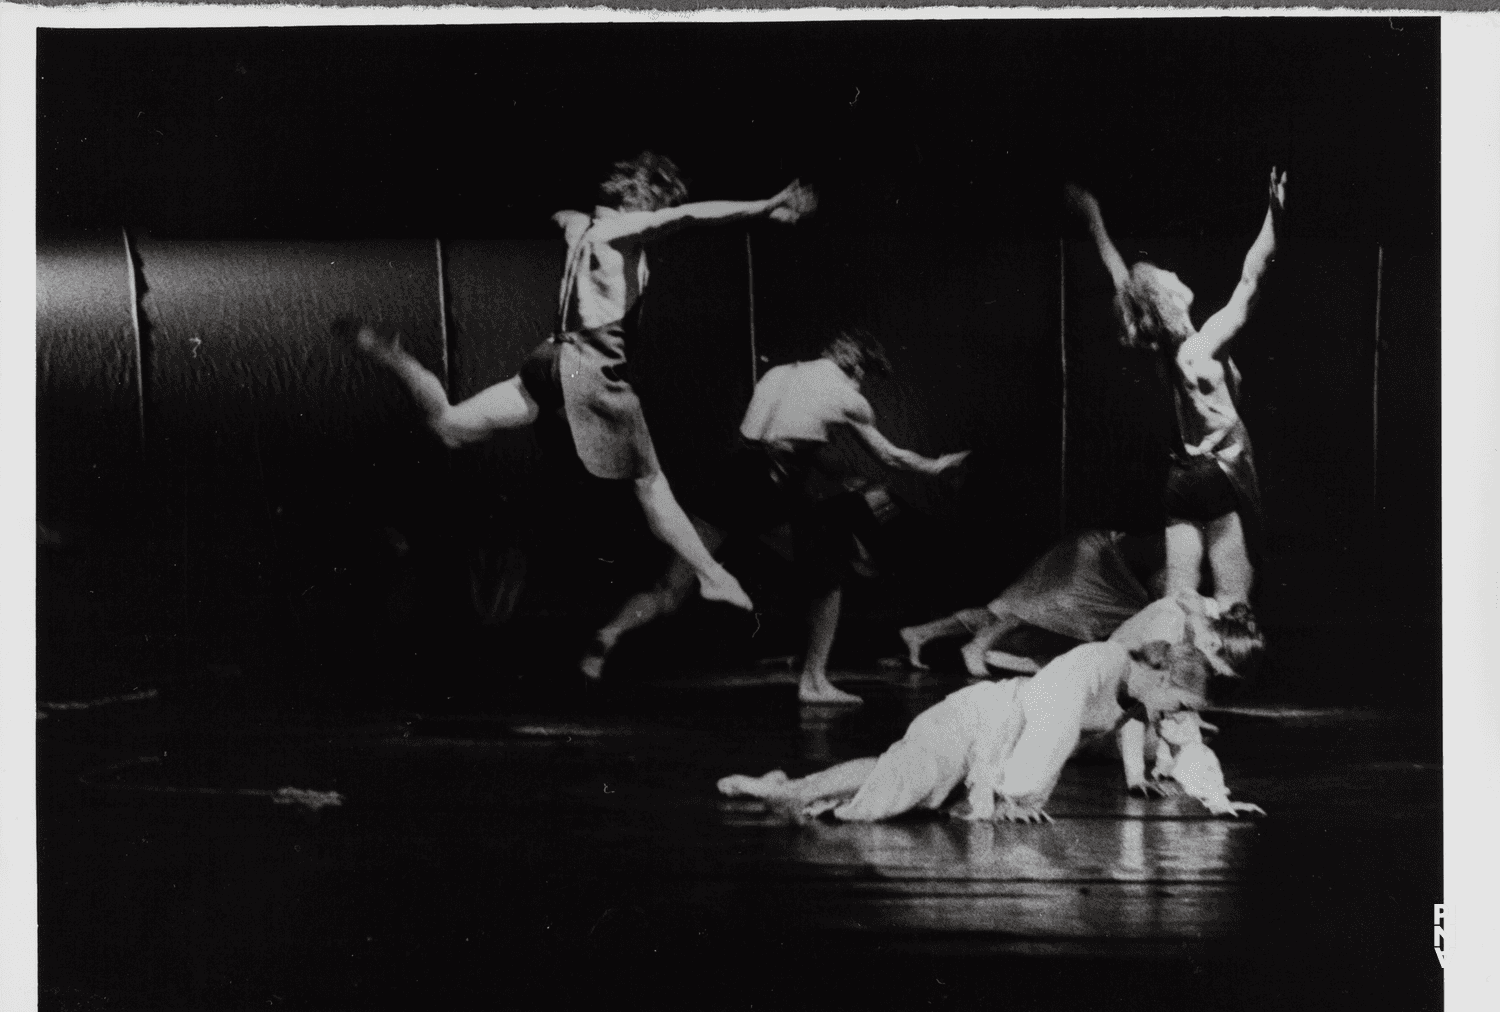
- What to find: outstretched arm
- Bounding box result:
[844,396,969,477]
[587,180,816,245]
[1065,183,1130,291]
[1195,167,1288,358]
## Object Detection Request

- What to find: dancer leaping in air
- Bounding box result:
[1065,169,1287,608]
[357,152,817,613]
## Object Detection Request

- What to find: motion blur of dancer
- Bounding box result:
[718,632,1263,823]
[900,528,1168,676]
[583,327,968,705]
[357,152,816,613]
[1066,169,1287,607]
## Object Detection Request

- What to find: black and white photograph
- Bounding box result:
[16,8,1487,1010]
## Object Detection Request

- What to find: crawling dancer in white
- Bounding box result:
[583,328,968,704]
[1066,169,1287,608]
[719,632,1263,822]
[358,152,815,613]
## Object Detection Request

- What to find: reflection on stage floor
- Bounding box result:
[38,664,1441,1010]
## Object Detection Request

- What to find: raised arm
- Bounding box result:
[588,180,816,245]
[844,395,969,477]
[1195,167,1288,358]
[1065,183,1130,290]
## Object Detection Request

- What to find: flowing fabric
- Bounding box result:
[986,530,1154,643]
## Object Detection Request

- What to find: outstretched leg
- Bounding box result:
[1164,519,1206,599]
[634,471,752,611]
[798,585,861,705]
[718,756,879,808]
[899,608,997,670]
[581,518,727,680]
[1204,511,1253,605]
[358,326,538,447]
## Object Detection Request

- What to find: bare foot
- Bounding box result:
[899,627,930,670]
[578,632,615,682]
[717,770,789,798]
[798,676,863,706]
[698,565,753,611]
[356,324,401,363]
[960,639,993,677]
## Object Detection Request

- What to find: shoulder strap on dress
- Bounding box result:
[556,221,593,334]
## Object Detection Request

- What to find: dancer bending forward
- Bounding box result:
[359,152,816,611]
[719,635,1263,823]
[902,528,1262,680]
[1066,169,1287,606]
[583,327,968,704]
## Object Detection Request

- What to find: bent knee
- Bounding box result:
[429,414,478,449]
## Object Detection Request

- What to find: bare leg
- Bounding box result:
[358,326,537,447]
[633,471,752,611]
[1164,519,1206,598]
[718,756,879,807]
[1204,511,1254,606]
[582,519,726,680]
[798,586,861,705]
[961,612,1024,677]
[899,608,997,670]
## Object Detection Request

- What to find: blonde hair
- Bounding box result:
[1113,263,1194,351]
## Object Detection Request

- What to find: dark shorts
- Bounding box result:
[518,337,567,417]
[1162,455,1238,524]
[694,440,867,592]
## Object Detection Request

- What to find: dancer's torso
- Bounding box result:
[558,210,649,336]
[1168,342,1250,466]
[1022,641,1133,735]
[740,360,862,447]
[737,359,868,500]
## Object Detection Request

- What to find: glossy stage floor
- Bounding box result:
[39,665,1442,1011]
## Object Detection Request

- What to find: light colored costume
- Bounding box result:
[741,360,866,446]
[694,358,879,587]
[821,600,1260,821]
[1107,597,1261,816]
[831,642,1135,821]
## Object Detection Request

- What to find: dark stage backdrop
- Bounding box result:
[35,19,1439,706]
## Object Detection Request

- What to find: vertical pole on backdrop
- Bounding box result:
[746,231,758,392]
[436,237,453,393]
[436,237,456,473]
[1372,244,1383,513]
[1059,236,1068,536]
[122,226,148,453]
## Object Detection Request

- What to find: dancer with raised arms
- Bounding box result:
[1065,169,1287,608]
